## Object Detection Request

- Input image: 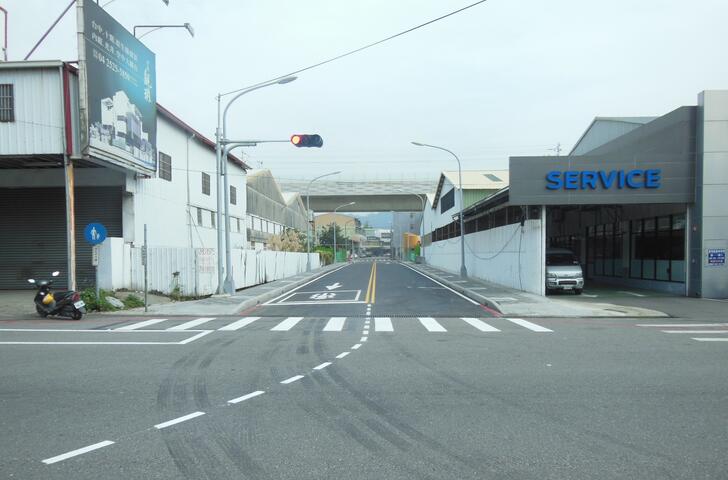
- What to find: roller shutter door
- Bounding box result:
[0,186,122,289]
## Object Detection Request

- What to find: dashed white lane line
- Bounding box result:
[661,330,728,334]
[219,317,260,331]
[178,331,214,345]
[351,343,362,350]
[280,375,304,384]
[167,318,216,331]
[313,362,332,370]
[42,440,115,465]
[692,338,728,342]
[418,317,447,332]
[228,390,265,404]
[619,291,646,297]
[323,317,346,332]
[503,318,553,333]
[360,337,368,342]
[374,317,393,332]
[117,319,167,330]
[637,323,728,327]
[271,317,304,331]
[154,411,206,429]
[460,317,500,332]
[336,352,350,359]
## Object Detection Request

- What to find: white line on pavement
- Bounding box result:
[178,331,213,345]
[636,323,728,327]
[503,318,553,333]
[336,352,350,359]
[167,318,216,331]
[0,341,181,345]
[218,317,260,331]
[375,317,393,332]
[661,330,728,334]
[418,317,447,332]
[351,343,362,350]
[692,338,728,342]
[117,319,167,330]
[313,362,332,370]
[619,291,646,297]
[264,265,347,304]
[154,411,206,430]
[323,317,346,332]
[360,337,368,342]
[228,390,265,404]
[460,318,500,332]
[399,263,479,305]
[271,317,304,331]
[280,375,304,384]
[42,440,115,465]
[580,294,599,298]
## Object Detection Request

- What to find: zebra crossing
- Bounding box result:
[637,322,728,343]
[111,316,554,334]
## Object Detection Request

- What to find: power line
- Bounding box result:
[220,0,491,97]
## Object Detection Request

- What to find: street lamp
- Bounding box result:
[332,202,355,263]
[411,141,467,278]
[134,23,195,39]
[102,0,168,8]
[215,76,298,294]
[395,189,427,261]
[305,171,341,271]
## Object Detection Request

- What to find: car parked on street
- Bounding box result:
[545,248,584,295]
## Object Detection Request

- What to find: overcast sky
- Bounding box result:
[4,0,728,183]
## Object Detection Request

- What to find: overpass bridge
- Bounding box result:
[278,180,437,212]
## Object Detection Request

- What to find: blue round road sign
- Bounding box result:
[84,223,107,245]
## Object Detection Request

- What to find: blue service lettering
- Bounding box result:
[546,169,661,190]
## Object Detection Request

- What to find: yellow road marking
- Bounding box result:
[371,262,377,304]
[365,261,376,304]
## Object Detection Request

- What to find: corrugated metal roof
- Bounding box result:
[432,170,509,208]
[570,116,657,155]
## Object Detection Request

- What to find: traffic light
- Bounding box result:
[290,134,323,148]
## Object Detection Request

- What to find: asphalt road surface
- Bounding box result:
[1,260,727,479]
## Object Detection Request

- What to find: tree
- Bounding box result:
[317,224,348,250]
[268,228,305,252]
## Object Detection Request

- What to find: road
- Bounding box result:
[1,260,727,479]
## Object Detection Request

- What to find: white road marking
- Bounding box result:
[360,337,368,342]
[636,323,728,327]
[460,318,500,332]
[313,362,332,370]
[619,291,646,297]
[264,265,347,304]
[218,317,260,331]
[323,317,346,332]
[375,317,393,332]
[154,411,206,429]
[418,317,447,332]
[661,330,728,334]
[177,331,213,345]
[42,440,115,465]
[503,318,553,333]
[399,263,479,305]
[692,338,728,342]
[271,317,304,331]
[280,375,305,384]
[228,390,265,404]
[117,319,167,330]
[351,343,362,350]
[167,318,216,331]
[490,297,518,302]
[336,352,350,359]
[580,294,599,298]
[0,341,181,345]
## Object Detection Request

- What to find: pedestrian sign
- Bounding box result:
[84,223,107,245]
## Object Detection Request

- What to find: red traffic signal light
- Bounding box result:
[290,134,323,148]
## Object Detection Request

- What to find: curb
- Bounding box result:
[231,264,344,314]
[401,262,504,314]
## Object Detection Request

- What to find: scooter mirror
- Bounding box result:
[52,271,60,277]
[28,279,36,284]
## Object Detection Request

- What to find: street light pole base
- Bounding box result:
[223,276,235,295]
[460,265,468,278]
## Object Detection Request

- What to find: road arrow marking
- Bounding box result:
[326,282,342,290]
[310,292,336,300]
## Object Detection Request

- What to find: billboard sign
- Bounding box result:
[78,0,156,173]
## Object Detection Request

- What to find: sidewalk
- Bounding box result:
[407,263,669,318]
[111,264,341,316]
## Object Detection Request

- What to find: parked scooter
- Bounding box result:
[28,271,85,320]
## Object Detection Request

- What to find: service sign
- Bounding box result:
[79,0,157,173]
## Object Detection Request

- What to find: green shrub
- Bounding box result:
[79,288,119,312]
[123,294,145,309]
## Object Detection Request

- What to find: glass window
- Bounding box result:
[642,218,656,280]
[202,172,211,195]
[656,216,671,281]
[211,211,216,228]
[197,207,202,226]
[440,189,455,213]
[630,220,642,279]
[158,152,172,181]
[0,84,15,122]
[671,214,686,282]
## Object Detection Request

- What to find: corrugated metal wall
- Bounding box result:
[0,186,122,289]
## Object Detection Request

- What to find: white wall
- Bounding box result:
[126,114,247,254]
[428,177,462,230]
[425,219,545,295]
